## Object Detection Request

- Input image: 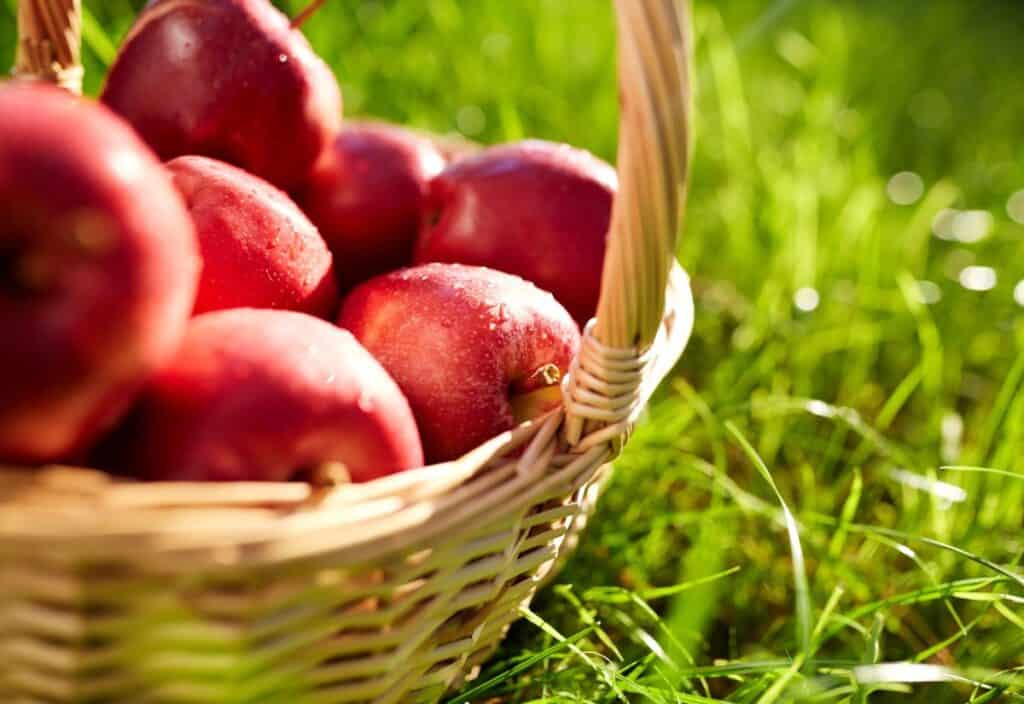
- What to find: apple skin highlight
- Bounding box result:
[0,82,200,464]
[339,263,581,463]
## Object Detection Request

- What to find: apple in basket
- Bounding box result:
[166,156,338,317]
[97,308,423,483]
[338,263,581,463]
[101,0,341,192]
[0,82,199,464]
[415,139,616,326]
[300,122,446,290]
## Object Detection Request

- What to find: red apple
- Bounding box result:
[415,139,616,326]
[300,122,446,289]
[166,156,338,317]
[0,82,199,464]
[338,263,580,463]
[100,308,423,482]
[101,0,341,192]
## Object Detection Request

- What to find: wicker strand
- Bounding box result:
[12,0,82,94]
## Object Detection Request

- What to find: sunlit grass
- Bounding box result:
[2,0,1023,701]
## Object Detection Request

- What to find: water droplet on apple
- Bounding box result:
[278,53,289,64]
[357,391,375,413]
[494,303,511,323]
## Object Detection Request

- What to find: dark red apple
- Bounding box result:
[101,308,423,482]
[338,263,580,463]
[101,0,342,192]
[300,122,446,289]
[415,139,616,326]
[0,82,199,464]
[166,156,338,317]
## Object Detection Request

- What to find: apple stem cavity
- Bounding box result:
[511,364,563,423]
[308,460,352,487]
[0,244,51,296]
[291,0,328,29]
[423,206,443,229]
[510,384,564,425]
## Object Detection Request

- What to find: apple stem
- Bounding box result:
[533,364,562,387]
[291,0,327,29]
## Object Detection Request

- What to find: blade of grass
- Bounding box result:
[942,465,1024,481]
[81,5,118,68]
[811,586,846,645]
[993,601,1024,631]
[897,272,943,396]
[828,468,862,558]
[584,566,742,603]
[756,655,806,704]
[973,348,1024,464]
[726,421,812,660]
[911,615,981,662]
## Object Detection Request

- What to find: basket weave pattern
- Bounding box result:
[1,0,694,701]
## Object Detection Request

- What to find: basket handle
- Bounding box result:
[12,0,83,94]
[596,0,694,350]
[561,0,694,448]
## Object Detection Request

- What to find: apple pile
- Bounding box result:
[0,0,617,484]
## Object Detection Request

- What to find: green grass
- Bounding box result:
[4,0,1024,701]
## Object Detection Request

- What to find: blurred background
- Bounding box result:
[3,0,1024,700]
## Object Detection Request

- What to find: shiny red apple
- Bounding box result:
[100,308,424,482]
[415,139,616,326]
[300,122,446,289]
[339,263,580,463]
[101,0,341,192]
[166,156,338,317]
[0,82,199,464]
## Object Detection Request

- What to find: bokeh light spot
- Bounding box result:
[958,266,997,292]
[794,287,820,311]
[1014,280,1024,306]
[456,105,486,136]
[1008,190,1024,224]
[915,280,941,304]
[932,208,957,240]
[886,171,924,205]
[952,210,993,243]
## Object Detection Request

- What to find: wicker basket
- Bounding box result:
[2,0,695,701]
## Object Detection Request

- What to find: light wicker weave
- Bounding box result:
[1,0,695,701]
